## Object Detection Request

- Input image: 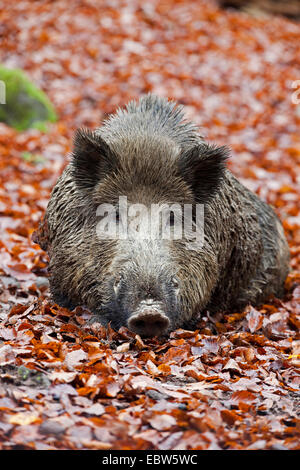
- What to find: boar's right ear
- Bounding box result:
[178,143,230,203]
[71,128,118,190]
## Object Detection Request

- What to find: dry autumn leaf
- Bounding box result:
[9,412,40,426]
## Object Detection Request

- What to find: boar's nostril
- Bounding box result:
[128,310,170,337]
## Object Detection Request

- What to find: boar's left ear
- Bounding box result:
[71,128,118,190]
[178,143,230,202]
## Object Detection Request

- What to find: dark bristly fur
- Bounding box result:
[34,94,290,335]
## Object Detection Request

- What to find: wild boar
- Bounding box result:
[34,94,290,336]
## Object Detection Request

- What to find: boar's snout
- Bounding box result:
[128,303,170,337]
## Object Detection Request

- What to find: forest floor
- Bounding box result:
[0,0,299,450]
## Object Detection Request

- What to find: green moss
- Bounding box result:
[21,151,47,164]
[0,65,57,131]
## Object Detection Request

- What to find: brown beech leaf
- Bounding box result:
[221,409,243,426]
[49,371,78,383]
[64,349,88,370]
[222,359,242,375]
[148,413,177,431]
[9,412,41,426]
[245,306,263,333]
[231,390,257,404]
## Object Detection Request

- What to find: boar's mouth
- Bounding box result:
[127,300,170,337]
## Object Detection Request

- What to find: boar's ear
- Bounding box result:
[71,128,118,190]
[178,143,229,202]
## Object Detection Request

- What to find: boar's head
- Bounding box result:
[66,123,228,337]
